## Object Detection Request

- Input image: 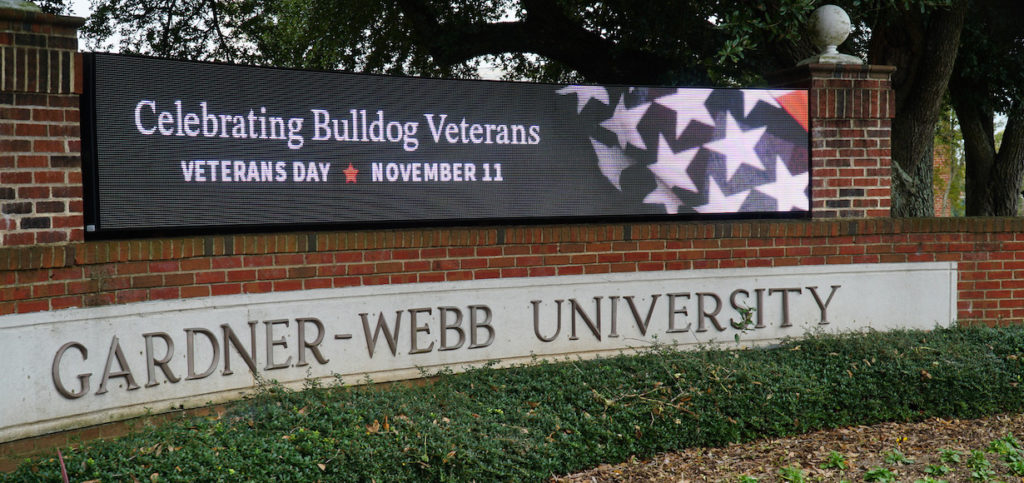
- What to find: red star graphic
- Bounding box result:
[343,163,358,183]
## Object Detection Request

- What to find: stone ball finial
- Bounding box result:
[798,4,863,66]
[808,5,851,55]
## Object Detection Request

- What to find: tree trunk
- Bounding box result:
[951,76,997,215]
[869,3,967,217]
[994,107,1024,215]
[890,115,942,217]
[954,87,1024,215]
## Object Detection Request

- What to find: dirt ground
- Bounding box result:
[555,413,1024,482]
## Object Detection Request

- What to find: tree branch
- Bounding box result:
[393,0,681,84]
[207,0,232,62]
[159,0,178,58]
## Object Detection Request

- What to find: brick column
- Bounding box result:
[769,64,895,219]
[0,7,85,246]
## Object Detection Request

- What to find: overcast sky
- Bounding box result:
[69,0,88,18]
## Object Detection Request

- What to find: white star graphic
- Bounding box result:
[694,177,750,214]
[703,112,767,181]
[643,178,683,214]
[648,134,699,193]
[556,85,611,114]
[589,137,633,191]
[656,88,715,137]
[742,89,783,117]
[600,95,651,150]
[757,156,809,211]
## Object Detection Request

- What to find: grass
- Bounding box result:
[5,324,1024,481]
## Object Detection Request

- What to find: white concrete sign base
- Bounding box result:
[0,262,956,442]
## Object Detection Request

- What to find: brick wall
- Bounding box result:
[770,64,894,219]
[1,217,1022,325]
[0,8,84,247]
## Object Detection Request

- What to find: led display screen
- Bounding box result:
[82,53,809,235]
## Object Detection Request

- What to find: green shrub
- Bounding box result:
[6,325,1024,482]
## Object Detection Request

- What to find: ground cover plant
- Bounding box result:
[5,325,1024,482]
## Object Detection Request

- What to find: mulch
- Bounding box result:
[555,413,1024,482]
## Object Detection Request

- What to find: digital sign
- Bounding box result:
[82,53,809,236]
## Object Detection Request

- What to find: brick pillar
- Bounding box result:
[769,64,895,219]
[0,7,85,246]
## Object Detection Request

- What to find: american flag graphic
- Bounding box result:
[556,86,809,215]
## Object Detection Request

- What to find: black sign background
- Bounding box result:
[83,53,809,236]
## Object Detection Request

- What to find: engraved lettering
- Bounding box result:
[185,328,220,380]
[52,342,90,399]
[768,288,803,327]
[696,292,724,332]
[409,308,435,354]
[97,336,140,394]
[569,297,602,341]
[143,332,179,387]
[360,311,402,357]
[807,285,841,325]
[532,300,563,342]
[624,294,660,336]
[468,305,494,349]
[296,318,329,365]
[667,293,691,333]
[438,306,465,351]
[264,319,292,370]
[221,322,257,375]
